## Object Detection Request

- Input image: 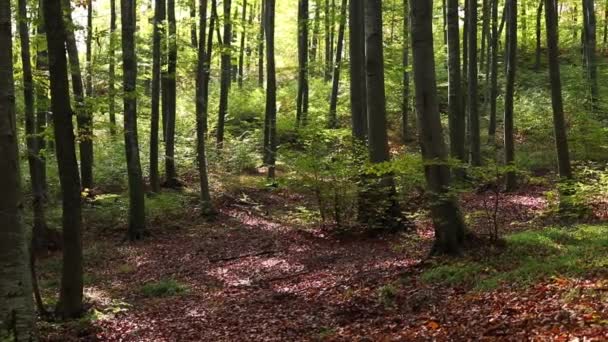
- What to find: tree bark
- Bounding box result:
[203,0,218,134]
[191,0,198,47]
[489,0,499,137]
[109,0,117,135]
[410,0,467,255]
[504,0,517,191]
[165,0,179,185]
[582,0,598,107]
[328,0,347,129]
[447,0,465,174]
[217,0,233,148]
[258,0,265,87]
[297,0,310,126]
[349,0,367,141]
[121,0,147,240]
[468,0,481,166]
[45,0,84,318]
[264,0,277,179]
[0,0,37,336]
[402,0,411,144]
[150,0,165,193]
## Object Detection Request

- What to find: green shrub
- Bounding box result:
[140,279,188,298]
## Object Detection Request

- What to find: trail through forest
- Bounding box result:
[39,184,608,341]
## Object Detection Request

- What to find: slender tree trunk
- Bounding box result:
[468,0,481,166]
[349,0,367,141]
[504,0,517,191]
[489,0,499,137]
[165,0,179,185]
[218,0,233,148]
[109,0,117,135]
[410,0,466,255]
[447,0,465,173]
[203,0,217,134]
[150,0,165,193]
[62,0,94,189]
[402,0,411,143]
[362,0,406,231]
[535,0,543,70]
[0,0,37,336]
[232,7,239,83]
[297,0,310,126]
[583,0,598,107]
[545,0,572,179]
[45,0,84,318]
[86,0,93,99]
[264,0,277,179]
[311,1,321,65]
[328,0,347,129]
[258,0,265,87]
[245,1,254,75]
[324,0,332,81]
[603,0,608,49]
[35,0,49,195]
[121,0,147,240]
[481,0,489,71]
[238,0,247,87]
[191,0,198,47]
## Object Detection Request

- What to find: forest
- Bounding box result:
[1,0,608,339]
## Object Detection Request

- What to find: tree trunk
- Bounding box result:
[468,0,481,166]
[0,0,36,336]
[297,0,310,126]
[86,0,93,99]
[35,0,49,195]
[45,0,84,318]
[583,0,598,107]
[264,0,277,179]
[402,0,411,144]
[481,0,489,72]
[150,0,165,193]
[258,0,265,87]
[324,0,332,81]
[109,0,117,135]
[217,0,233,148]
[447,0,465,174]
[328,0,347,129]
[165,0,179,185]
[203,0,217,134]
[238,0,247,87]
[232,7,239,83]
[545,0,572,179]
[535,0,543,70]
[489,0,499,137]
[349,0,367,141]
[191,0,198,47]
[311,1,321,65]
[504,0,517,191]
[62,0,94,189]
[246,2,254,75]
[410,0,467,255]
[121,0,147,240]
[362,0,406,231]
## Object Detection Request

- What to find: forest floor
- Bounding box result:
[37,175,608,341]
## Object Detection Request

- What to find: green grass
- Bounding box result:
[140,279,188,298]
[421,224,608,291]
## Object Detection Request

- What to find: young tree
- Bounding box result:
[327,0,347,128]
[296,0,309,126]
[217,0,233,148]
[109,0,117,134]
[446,0,465,172]
[545,0,572,179]
[165,0,179,185]
[150,0,166,193]
[504,0,517,191]
[410,0,467,255]
[264,0,277,179]
[45,0,84,317]
[0,0,36,336]
[468,0,481,166]
[62,0,94,189]
[121,0,147,240]
[362,0,405,231]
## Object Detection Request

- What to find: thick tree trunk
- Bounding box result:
[362,0,406,231]
[402,0,411,143]
[165,0,179,185]
[468,0,481,166]
[328,0,347,129]
[410,0,466,255]
[0,0,36,336]
[504,0,517,191]
[62,0,94,189]
[217,0,233,148]
[121,0,147,240]
[297,0,309,126]
[349,0,367,141]
[265,0,277,179]
[447,0,465,174]
[489,0,499,137]
[545,0,572,179]
[150,0,165,193]
[45,0,84,318]
[109,0,117,135]
[238,0,247,88]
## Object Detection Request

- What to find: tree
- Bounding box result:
[349,0,366,141]
[535,0,544,70]
[504,0,517,191]
[109,0,117,134]
[238,0,248,88]
[217,0,233,148]
[165,0,179,185]
[582,0,598,107]
[0,0,36,336]
[45,0,84,317]
[35,0,49,195]
[362,0,405,231]
[121,0,147,240]
[264,0,277,179]
[258,0,265,87]
[446,0,465,173]
[86,0,93,100]
[296,0,309,126]
[202,0,218,134]
[488,0,499,137]
[327,0,347,128]
[150,0,165,193]
[468,0,481,166]
[62,0,94,189]
[402,0,411,143]
[196,0,215,215]
[191,0,198,47]
[410,0,467,255]
[545,0,572,179]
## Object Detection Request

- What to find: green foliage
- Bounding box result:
[377,283,399,308]
[140,279,188,298]
[421,224,608,291]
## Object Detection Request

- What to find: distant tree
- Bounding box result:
[582,0,598,107]
[264,0,277,179]
[328,0,347,128]
[410,0,467,255]
[504,0,517,191]
[258,0,265,87]
[488,0,499,137]
[0,0,36,336]
[191,0,198,47]
[238,0,248,88]
[45,0,84,317]
[121,0,147,240]
[535,0,544,70]
[217,0,233,148]
[402,0,411,143]
[296,0,309,126]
